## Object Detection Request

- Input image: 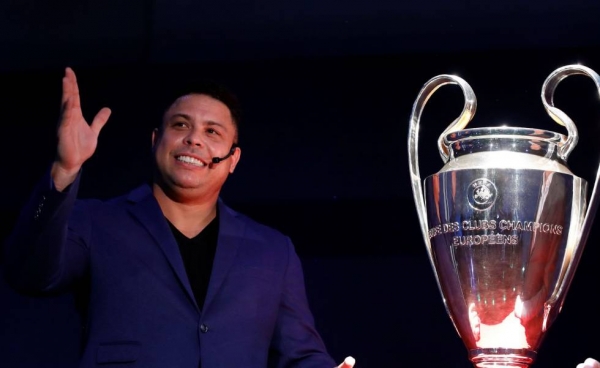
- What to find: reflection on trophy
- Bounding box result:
[408,65,600,368]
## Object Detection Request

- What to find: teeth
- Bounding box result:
[177,155,204,166]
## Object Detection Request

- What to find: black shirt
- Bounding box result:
[167,217,219,311]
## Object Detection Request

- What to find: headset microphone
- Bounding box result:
[211,145,237,164]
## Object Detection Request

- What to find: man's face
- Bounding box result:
[152,94,241,201]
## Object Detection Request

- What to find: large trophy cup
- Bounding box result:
[408,65,600,368]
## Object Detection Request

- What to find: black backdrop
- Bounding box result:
[1,1,600,366]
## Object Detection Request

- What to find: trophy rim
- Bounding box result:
[444,127,567,144]
[441,127,571,168]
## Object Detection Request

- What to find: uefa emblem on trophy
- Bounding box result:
[408,65,600,367]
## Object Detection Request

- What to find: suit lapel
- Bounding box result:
[202,200,246,313]
[126,185,198,311]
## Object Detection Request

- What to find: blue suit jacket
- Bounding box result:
[4,171,336,368]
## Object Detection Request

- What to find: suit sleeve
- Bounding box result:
[269,237,337,368]
[3,168,91,294]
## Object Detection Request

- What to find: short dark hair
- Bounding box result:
[158,80,242,143]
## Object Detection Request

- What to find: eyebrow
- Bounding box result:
[168,113,228,130]
[168,113,191,121]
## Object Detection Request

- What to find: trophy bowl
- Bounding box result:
[408,65,600,368]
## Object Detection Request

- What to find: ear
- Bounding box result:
[228,146,242,174]
[152,128,158,151]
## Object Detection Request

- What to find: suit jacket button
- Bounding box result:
[200,324,209,333]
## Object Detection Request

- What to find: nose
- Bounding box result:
[184,129,204,147]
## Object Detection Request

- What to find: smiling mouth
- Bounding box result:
[176,155,206,167]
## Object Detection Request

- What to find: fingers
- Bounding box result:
[468,303,481,341]
[59,96,73,124]
[337,356,355,368]
[61,68,71,107]
[90,107,112,135]
[62,67,81,110]
[514,290,545,323]
[580,358,600,368]
[577,358,600,368]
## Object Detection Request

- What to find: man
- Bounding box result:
[3,67,355,368]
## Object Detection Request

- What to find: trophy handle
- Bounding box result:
[541,64,600,160]
[541,65,600,307]
[408,75,477,257]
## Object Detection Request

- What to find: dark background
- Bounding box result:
[1,0,600,367]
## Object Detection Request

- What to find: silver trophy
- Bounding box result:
[408,65,600,368]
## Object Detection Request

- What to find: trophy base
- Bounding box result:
[469,348,536,368]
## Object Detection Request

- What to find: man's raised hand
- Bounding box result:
[51,67,111,191]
